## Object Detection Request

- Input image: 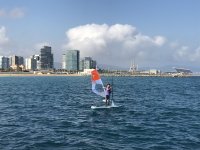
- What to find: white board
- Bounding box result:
[91,105,120,109]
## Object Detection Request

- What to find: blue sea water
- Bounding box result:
[0,76,200,150]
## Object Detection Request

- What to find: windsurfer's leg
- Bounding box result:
[106,95,109,105]
[107,95,110,105]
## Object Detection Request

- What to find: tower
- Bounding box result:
[39,46,54,70]
[62,50,80,71]
[129,59,138,73]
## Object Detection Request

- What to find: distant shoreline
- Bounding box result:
[0,73,197,77]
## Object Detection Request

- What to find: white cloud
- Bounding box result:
[174,46,200,63]
[153,36,166,46]
[0,8,25,19]
[64,23,168,67]
[1,23,200,70]
[191,47,200,62]
[64,23,200,69]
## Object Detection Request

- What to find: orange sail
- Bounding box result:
[91,69,106,97]
[91,69,100,81]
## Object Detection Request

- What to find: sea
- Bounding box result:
[0,76,200,150]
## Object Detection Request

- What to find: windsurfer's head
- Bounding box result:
[106,83,111,87]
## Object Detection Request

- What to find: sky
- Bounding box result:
[1,0,200,71]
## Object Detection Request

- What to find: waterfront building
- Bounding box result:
[80,69,95,75]
[10,55,25,71]
[25,58,31,70]
[62,50,80,71]
[79,57,96,71]
[9,56,12,66]
[140,69,161,75]
[62,54,66,69]
[174,68,192,74]
[32,55,40,70]
[39,46,54,70]
[10,55,18,66]
[25,55,37,70]
[0,56,9,70]
[10,55,24,65]
[18,56,24,65]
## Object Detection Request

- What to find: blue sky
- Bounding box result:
[1,0,200,70]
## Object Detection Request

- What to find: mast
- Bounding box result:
[111,73,113,101]
[129,58,138,74]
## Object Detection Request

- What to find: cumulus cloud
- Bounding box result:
[191,47,200,62]
[0,8,25,19]
[64,23,168,67]
[63,23,200,69]
[174,46,200,63]
[153,36,166,46]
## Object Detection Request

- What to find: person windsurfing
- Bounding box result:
[105,83,112,105]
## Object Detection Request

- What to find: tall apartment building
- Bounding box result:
[18,56,24,65]
[79,57,96,70]
[33,55,40,70]
[10,55,24,71]
[10,55,19,66]
[62,50,80,71]
[39,46,54,70]
[0,56,9,70]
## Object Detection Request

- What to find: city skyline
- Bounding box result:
[0,47,97,71]
[1,0,200,71]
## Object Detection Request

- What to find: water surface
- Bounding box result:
[0,76,200,150]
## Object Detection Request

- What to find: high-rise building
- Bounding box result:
[25,55,37,70]
[33,55,40,70]
[2,57,9,70]
[39,46,54,70]
[10,55,19,66]
[0,56,9,70]
[62,50,80,71]
[10,55,24,71]
[18,56,24,65]
[79,57,96,70]
[62,54,66,69]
